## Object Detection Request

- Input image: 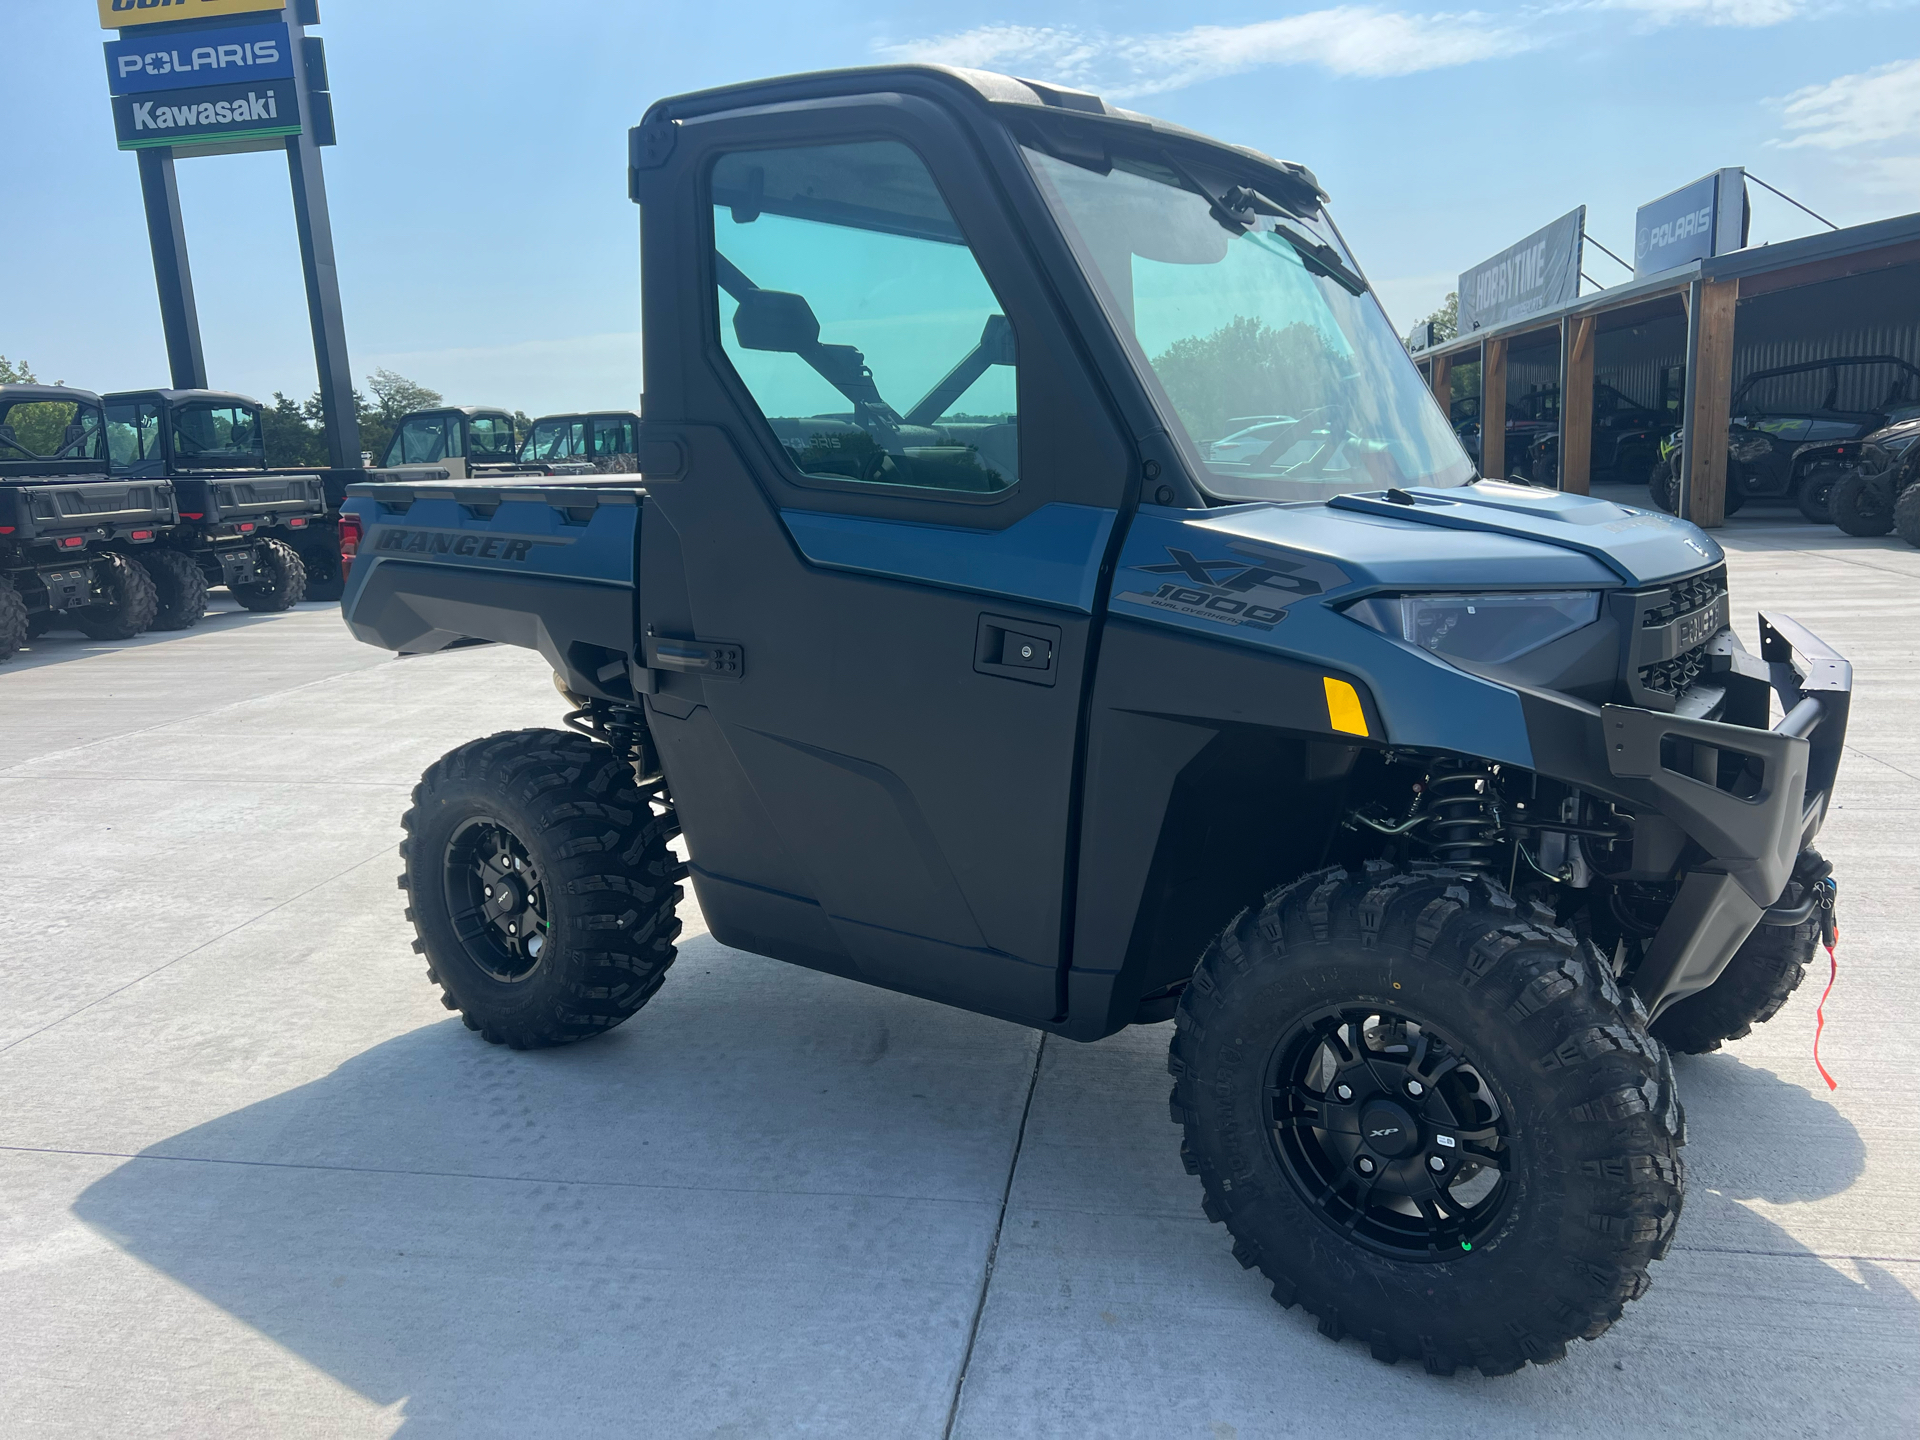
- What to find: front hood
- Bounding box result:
[1325,481,1722,586]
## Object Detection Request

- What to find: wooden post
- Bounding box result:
[1562,314,1595,495]
[1481,337,1508,480]
[1430,350,1452,415]
[1687,279,1739,527]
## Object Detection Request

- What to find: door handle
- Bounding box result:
[974,615,1060,687]
[644,634,745,678]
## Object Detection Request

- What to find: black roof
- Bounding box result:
[102,388,264,408]
[0,384,105,406]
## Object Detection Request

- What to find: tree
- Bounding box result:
[262,392,329,468]
[1150,315,1346,444]
[1406,292,1458,349]
[0,356,39,384]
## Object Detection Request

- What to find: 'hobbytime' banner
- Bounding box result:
[1456,208,1585,334]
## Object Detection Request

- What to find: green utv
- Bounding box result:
[336,67,1849,1376]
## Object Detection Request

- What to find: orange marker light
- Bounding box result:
[1324,677,1369,737]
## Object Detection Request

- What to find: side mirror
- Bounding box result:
[979,313,1015,367]
[734,289,821,353]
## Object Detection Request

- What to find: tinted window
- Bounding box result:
[524,420,581,462]
[0,398,107,463]
[392,415,452,464]
[711,141,1018,494]
[105,401,162,466]
[467,415,516,460]
[172,403,262,462]
[591,417,636,457]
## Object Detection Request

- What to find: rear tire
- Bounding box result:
[1797,463,1842,524]
[0,576,26,662]
[1829,471,1896,537]
[1651,919,1817,1055]
[231,537,308,612]
[138,550,208,631]
[295,528,345,602]
[1895,482,1920,548]
[1170,864,1683,1376]
[401,728,684,1049]
[75,552,158,641]
[1648,459,1679,514]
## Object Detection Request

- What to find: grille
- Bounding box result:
[1640,644,1711,696]
[1642,568,1726,628]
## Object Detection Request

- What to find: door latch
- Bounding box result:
[644,633,745,679]
[974,615,1060,686]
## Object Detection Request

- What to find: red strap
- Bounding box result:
[1813,928,1839,1092]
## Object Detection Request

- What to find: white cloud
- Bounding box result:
[1588,0,1803,28]
[875,8,1535,96]
[1778,57,1920,149]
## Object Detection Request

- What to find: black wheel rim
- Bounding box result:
[1266,1005,1514,1261]
[442,816,551,983]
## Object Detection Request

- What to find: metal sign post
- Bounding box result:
[104,0,359,467]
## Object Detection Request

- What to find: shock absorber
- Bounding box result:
[1417,759,1505,875]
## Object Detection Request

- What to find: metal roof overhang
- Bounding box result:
[1415,208,1920,363]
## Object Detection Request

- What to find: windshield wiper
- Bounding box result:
[1157,151,1369,297]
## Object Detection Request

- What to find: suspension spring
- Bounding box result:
[1417,761,1505,875]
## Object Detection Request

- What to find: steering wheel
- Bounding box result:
[1248,405,1350,475]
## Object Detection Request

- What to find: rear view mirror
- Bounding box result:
[734,289,821,353]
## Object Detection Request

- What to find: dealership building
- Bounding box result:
[1411,176,1920,528]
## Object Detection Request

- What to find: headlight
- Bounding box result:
[1346,591,1602,665]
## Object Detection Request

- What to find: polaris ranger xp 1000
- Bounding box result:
[338,68,1851,1376]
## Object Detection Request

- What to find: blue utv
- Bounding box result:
[337,67,1850,1377]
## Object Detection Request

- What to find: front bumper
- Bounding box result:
[1519,612,1851,1016]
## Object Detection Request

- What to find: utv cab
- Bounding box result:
[518,411,642,473]
[376,406,522,476]
[0,384,174,659]
[103,389,323,623]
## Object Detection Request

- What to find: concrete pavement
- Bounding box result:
[2,523,1916,1437]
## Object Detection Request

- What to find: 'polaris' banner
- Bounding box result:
[112,77,301,151]
[1634,169,1750,276]
[99,0,284,29]
[1456,207,1585,334]
[105,22,293,95]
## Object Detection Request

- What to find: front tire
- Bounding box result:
[138,550,208,631]
[231,537,308,612]
[1895,482,1920,548]
[76,552,159,641]
[1649,459,1679,514]
[0,576,26,662]
[1829,471,1896,536]
[401,729,684,1049]
[1651,918,1816,1054]
[1170,865,1683,1376]
[1798,463,1842,524]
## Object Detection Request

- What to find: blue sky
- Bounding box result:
[3,0,1914,416]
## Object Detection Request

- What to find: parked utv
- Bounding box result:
[338,67,1850,1378]
[0,384,172,660]
[376,406,522,475]
[1651,356,1920,520]
[518,411,643,474]
[103,390,324,623]
[1525,382,1666,488]
[1823,414,1920,539]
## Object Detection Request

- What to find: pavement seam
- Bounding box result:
[0,846,399,1059]
[942,1031,1045,1440]
[0,1144,1007,1210]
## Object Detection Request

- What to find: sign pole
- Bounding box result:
[135,146,209,391]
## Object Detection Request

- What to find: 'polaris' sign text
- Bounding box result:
[99,0,284,29]
[105,23,294,95]
[1634,169,1750,276]
[1456,207,1585,334]
[112,78,300,151]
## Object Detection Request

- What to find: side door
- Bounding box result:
[633,97,1135,1023]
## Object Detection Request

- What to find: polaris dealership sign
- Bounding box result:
[1456,207,1585,333]
[1634,169,1751,276]
[104,23,294,94]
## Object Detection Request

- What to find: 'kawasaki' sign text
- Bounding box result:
[112,79,300,151]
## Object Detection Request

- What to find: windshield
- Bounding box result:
[172,402,263,463]
[523,418,586,463]
[1025,148,1473,501]
[0,395,108,464]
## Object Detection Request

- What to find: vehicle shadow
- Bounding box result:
[67,1010,1915,1435]
[2,600,334,675]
